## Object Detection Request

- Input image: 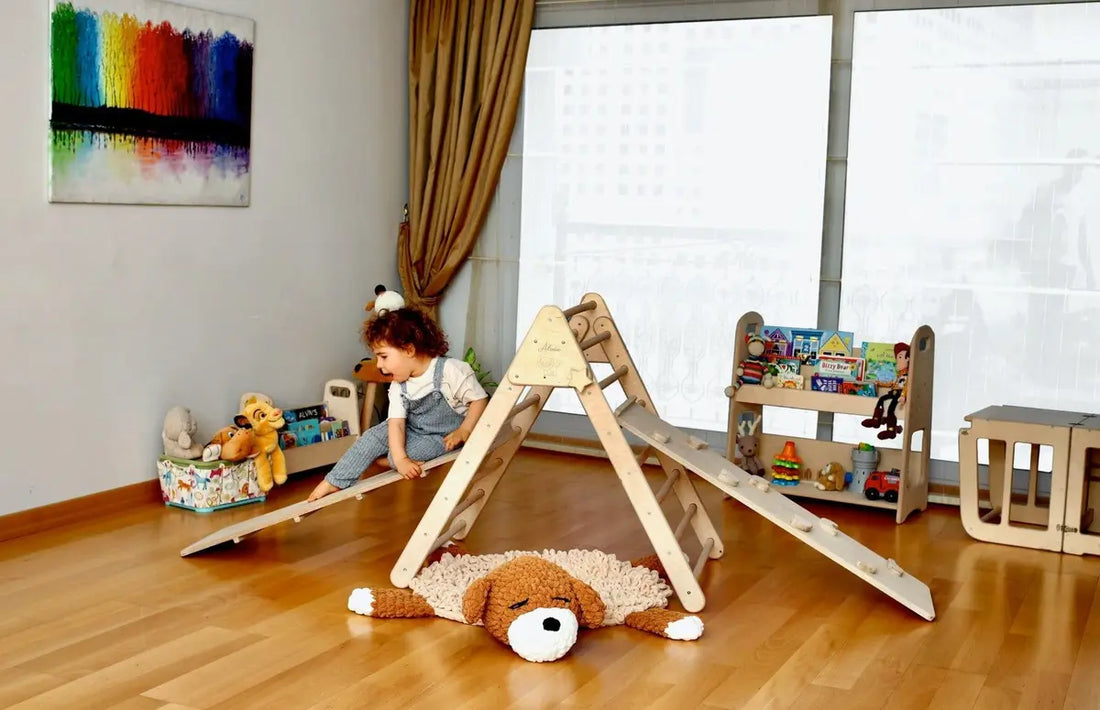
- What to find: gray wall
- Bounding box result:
[0,0,409,515]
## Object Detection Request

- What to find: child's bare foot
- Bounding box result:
[307,480,340,502]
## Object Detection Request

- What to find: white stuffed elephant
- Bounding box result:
[162,406,204,460]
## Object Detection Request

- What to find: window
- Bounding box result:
[839,4,1100,463]
[517,17,833,434]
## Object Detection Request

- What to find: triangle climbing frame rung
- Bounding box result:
[389,293,726,613]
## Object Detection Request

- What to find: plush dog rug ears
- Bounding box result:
[462,576,491,624]
[570,577,606,628]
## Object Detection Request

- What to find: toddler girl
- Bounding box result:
[307,307,489,501]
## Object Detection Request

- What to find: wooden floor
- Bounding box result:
[3,448,1100,710]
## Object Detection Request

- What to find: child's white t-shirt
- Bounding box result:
[387,357,489,420]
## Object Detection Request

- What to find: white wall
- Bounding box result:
[0,0,408,516]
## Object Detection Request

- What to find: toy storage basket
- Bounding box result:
[157,456,266,513]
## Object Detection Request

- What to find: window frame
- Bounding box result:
[462,0,1092,493]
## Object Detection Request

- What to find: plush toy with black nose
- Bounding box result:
[347,548,704,662]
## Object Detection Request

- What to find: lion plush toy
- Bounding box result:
[234,398,286,492]
[347,548,703,662]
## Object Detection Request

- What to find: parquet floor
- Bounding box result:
[3,448,1100,709]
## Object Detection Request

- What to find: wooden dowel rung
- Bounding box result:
[509,393,541,419]
[635,445,654,469]
[598,365,629,390]
[693,538,715,579]
[654,469,680,503]
[431,518,468,553]
[563,301,597,319]
[451,489,485,519]
[578,331,611,351]
[674,503,697,541]
[980,507,1002,523]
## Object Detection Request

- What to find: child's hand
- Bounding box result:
[308,480,340,502]
[396,457,423,480]
[443,428,470,451]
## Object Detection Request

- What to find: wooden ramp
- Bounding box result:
[180,428,519,557]
[616,398,936,620]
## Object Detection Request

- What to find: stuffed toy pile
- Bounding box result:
[347,547,704,662]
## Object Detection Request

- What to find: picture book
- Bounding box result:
[860,341,899,386]
[279,404,351,449]
[761,326,822,363]
[760,325,793,358]
[816,355,864,381]
[811,375,843,393]
[773,357,804,389]
[788,328,825,364]
[819,330,855,358]
[840,380,878,397]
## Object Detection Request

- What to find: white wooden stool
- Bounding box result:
[958,405,1084,552]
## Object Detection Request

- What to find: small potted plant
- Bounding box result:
[464,347,498,393]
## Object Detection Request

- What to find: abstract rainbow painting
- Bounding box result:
[49,0,254,205]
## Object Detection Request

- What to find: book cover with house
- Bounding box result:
[789,328,825,364]
[819,330,855,358]
[760,325,792,358]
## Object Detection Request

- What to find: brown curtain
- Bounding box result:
[398,0,536,314]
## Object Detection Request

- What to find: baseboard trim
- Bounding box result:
[0,439,961,544]
[522,434,963,507]
[0,479,162,543]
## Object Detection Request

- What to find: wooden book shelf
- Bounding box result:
[726,312,935,524]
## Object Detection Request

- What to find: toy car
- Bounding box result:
[863,468,901,503]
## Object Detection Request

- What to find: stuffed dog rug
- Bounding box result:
[347,548,704,662]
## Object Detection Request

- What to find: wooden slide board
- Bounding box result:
[616,399,936,621]
[180,428,516,557]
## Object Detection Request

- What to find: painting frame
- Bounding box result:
[48,0,255,206]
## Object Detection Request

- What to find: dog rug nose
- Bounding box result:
[543,617,561,632]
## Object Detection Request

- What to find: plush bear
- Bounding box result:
[347,548,703,663]
[162,406,204,460]
[814,461,850,492]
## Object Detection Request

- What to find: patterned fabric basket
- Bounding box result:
[156,456,265,512]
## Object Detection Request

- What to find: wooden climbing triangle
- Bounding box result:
[389,293,723,612]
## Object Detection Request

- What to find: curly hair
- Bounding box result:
[362,307,449,357]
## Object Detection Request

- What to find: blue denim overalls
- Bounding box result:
[325,357,465,488]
